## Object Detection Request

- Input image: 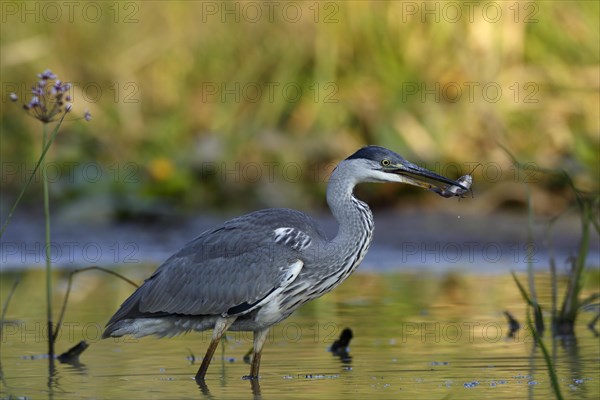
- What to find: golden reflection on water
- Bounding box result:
[1,268,599,399]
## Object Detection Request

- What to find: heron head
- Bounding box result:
[344,146,468,195]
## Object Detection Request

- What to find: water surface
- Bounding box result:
[1,269,599,399]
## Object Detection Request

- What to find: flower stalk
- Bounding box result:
[3,69,91,363]
[42,123,55,358]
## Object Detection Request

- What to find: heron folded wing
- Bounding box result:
[222,259,303,317]
[131,228,303,317]
[105,209,322,325]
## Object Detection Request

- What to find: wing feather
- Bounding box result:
[105,209,321,326]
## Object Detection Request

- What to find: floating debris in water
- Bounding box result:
[57,340,89,364]
[463,381,480,388]
[329,327,353,363]
[186,348,196,364]
[503,310,521,338]
[430,361,449,366]
[243,347,252,363]
[514,374,532,380]
[569,377,591,390]
[329,328,353,353]
[572,377,591,384]
[528,380,538,385]
[301,374,339,379]
[21,353,51,360]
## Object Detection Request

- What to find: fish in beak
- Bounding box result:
[389,160,472,198]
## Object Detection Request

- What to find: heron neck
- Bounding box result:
[326,164,374,247]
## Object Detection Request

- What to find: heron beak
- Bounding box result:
[389,161,468,193]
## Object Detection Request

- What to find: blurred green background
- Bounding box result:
[1,1,598,219]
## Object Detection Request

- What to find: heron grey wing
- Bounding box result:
[133,224,304,317]
[105,208,322,326]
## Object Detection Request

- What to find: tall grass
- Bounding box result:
[506,148,599,337]
[512,271,564,400]
[554,187,597,335]
[507,147,598,398]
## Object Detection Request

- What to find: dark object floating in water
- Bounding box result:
[504,311,520,338]
[330,328,353,353]
[187,348,197,364]
[57,340,89,363]
[243,348,252,364]
[329,328,353,363]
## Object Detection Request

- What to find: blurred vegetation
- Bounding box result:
[1,1,598,218]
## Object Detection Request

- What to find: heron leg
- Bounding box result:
[195,316,236,382]
[249,327,270,378]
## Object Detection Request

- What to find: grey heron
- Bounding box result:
[102,145,469,381]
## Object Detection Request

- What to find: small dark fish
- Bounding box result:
[432,174,473,198]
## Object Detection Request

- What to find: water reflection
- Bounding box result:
[0,270,598,399]
[197,377,262,400]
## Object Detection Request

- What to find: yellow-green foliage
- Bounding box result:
[1,1,598,211]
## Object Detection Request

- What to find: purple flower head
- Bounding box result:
[31,85,44,96]
[53,80,70,94]
[38,69,57,81]
[84,110,92,121]
[15,69,84,124]
[28,96,41,108]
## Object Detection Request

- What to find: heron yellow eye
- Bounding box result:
[381,159,391,167]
